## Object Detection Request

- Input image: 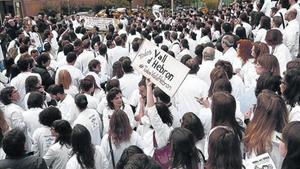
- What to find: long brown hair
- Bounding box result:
[252,42,269,63]
[0,109,9,134]
[57,70,72,90]
[244,90,288,155]
[237,39,253,65]
[257,54,280,76]
[109,109,132,146]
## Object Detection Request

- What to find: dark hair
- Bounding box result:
[106,88,123,110]
[212,78,232,94]
[124,153,161,169]
[75,93,88,110]
[17,57,34,71]
[44,43,51,52]
[105,79,120,92]
[39,107,62,127]
[257,54,280,76]
[52,120,72,146]
[255,72,281,97]
[0,86,15,105]
[36,53,50,66]
[71,124,95,169]
[153,87,170,104]
[206,127,242,169]
[170,127,203,169]
[215,60,233,79]
[259,16,271,30]
[181,112,205,141]
[25,76,40,93]
[63,43,74,55]
[27,91,44,109]
[286,58,300,70]
[283,68,300,107]
[282,121,300,169]
[184,58,199,74]
[99,43,107,55]
[109,109,133,146]
[88,59,100,72]
[116,145,144,169]
[265,29,283,46]
[208,67,228,97]
[113,61,124,79]
[155,102,173,127]
[121,57,133,73]
[66,52,77,63]
[48,84,64,95]
[211,92,243,139]
[2,128,26,157]
[222,22,233,33]
[235,27,247,39]
[132,40,140,52]
[79,79,94,92]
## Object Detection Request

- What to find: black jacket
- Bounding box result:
[0,153,47,169]
[32,64,55,91]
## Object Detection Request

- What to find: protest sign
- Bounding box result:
[243,153,276,169]
[80,16,116,30]
[132,39,190,97]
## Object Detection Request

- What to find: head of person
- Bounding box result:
[169,127,202,169]
[237,39,253,64]
[251,42,269,63]
[272,16,283,28]
[25,75,42,93]
[66,51,77,64]
[138,78,147,99]
[27,91,44,109]
[0,86,20,105]
[124,153,161,169]
[202,47,215,61]
[39,107,62,127]
[221,35,235,49]
[2,128,26,157]
[245,90,288,154]
[71,124,95,169]
[259,16,271,30]
[221,22,233,33]
[17,57,34,72]
[184,58,200,74]
[106,87,124,110]
[235,26,247,39]
[121,57,134,74]
[255,54,280,76]
[57,70,72,90]
[265,29,283,47]
[212,78,232,94]
[51,119,72,146]
[153,87,170,104]
[206,126,242,169]
[282,68,300,107]
[74,93,88,111]
[211,91,242,139]
[208,66,228,97]
[286,58,300,70]
[105,79,120,93]
[280,121,300,169]
[194,45,205,64]
[181,112,205,142]
[79,78,94,94]
[112,61,124,79]
[88,59,101,74]
[36,52,51,67]
[48,84,65,101]
[109,109,133,146]
[255,72,281,97]
[284,8,297,22]
[116,145,144,169]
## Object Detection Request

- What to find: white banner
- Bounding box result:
[132,39,190,97]
[80,16,116,30]
[243,153,276,169]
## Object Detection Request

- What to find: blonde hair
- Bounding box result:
[57,70,72,90]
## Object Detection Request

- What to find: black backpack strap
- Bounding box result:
[198,149,206,163]
[279,12,286,29]
[108,136,116,169]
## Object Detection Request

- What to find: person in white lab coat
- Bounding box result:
[48,84,79,125]
[73,94,102,145]
[43,120,72,169]
[0,86,25,130]
[32,107,62,157]
[101,109,144,169]
[66,124,109,169]
[75,39,96,75]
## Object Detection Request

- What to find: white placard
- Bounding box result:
[244,153,277,169]
[132,39,190,97]
[80,16,116,30]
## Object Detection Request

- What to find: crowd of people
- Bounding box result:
[0,0,299,168]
